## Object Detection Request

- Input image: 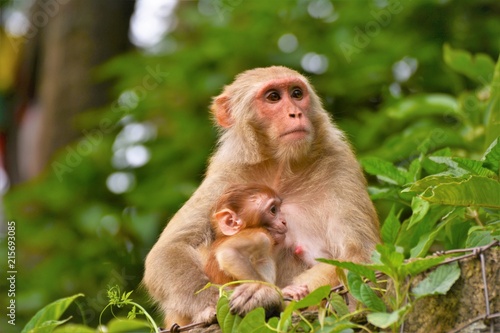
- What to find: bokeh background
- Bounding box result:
[0,0,499,330]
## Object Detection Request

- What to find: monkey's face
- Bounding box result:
[253,77,315,160]
[258,195,287,244]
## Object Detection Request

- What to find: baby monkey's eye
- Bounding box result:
[270,205,277,215]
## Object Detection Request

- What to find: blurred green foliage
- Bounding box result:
[2,0,500,330]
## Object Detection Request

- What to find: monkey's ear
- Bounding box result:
[211,94,233,128]
[215,209,242,236]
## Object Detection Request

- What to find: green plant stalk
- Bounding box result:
[100,287,160,333]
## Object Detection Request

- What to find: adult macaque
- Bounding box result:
[144,66,380,327]
[204,183,309,312]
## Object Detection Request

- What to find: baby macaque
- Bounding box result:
[204,183,309,305]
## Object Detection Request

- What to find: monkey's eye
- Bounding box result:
[291,88,303,100]
[266,91,281,102]
[270,205,277,215]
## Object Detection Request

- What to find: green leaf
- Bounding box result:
[217,294,242,333]
[466,229,494,247]
[413,262,461,299]
[408,196,430,229]
[407,157,422,183]
[346,272,364,304]
[294,285,331,309]
[367,305,410,329]
[484,55,500,147]
[401,256,445,276]
[107,318,150,332]
[381,205,401,245]
[318,259,377,283]
[376,243,405,277]
[22,294,84,333]
[428,156,496,177]
[328,292,350,318]
[360,283,386,312]
[421,148,452,175]
[53,324,95,333]
[386,94,460,120]
[482,137,500,174]
[443,44,496,83]
[317,319,357,333]
[367,311,399,329]
[361,157,408,186]
[420,175,500,208]
[238,308,273,333]
[347,272,386,312]
[409,208,457,258]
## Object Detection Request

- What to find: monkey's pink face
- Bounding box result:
[254,78,313,144]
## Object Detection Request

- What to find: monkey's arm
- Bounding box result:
[143,178,227,327]
[221,231,283,316]
[216,230,275,283]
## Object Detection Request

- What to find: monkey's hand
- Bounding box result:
[191,287,218,325]
[229,283,282,317]
[282,284,309,301]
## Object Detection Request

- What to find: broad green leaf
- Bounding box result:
[386,94,460,120]
[381,205,401,245]
[347,272,386,312]
[482,137,500,174]
[409,208,457,258]
[367,186,400,201]
[421,175,500,208]
[485,55,500,147]
[346,272,364,304]
[294,285,331,309]
[328,293,350,318]
[318,259,377,283]
[359,283,386,312]
[407,157,422,183]
[278,302,294,332]
[217,294,242,333]
[376,244,405,277]
[421,148,452,175]
[316,318,357,333]
[238,308,273,333]
[22,294,84,333]
[53,324,95,333]
[361,157,408,186]
[107,318,150,332]
[466,229,494,247]
[367,305,410,329]
[428,156,495,177]
[406,175,457,194]
[443,44,495,83]
[401,256,444,276]
[396,205,450,255]
[408,196,430,229]
[413,262,461,299]
[367,311,399,329]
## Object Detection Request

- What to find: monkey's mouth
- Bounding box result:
[280,128,309,138]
